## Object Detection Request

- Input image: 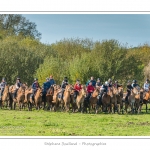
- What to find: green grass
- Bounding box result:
[0,108,150,136]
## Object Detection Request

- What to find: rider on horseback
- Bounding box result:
[144,79,149,92]
[73,79,82,103]
[42,78,50,101]
[131,80,139,88]
[86,76,96,87]
[85,81,95,103]
[49,75,56,86]
[30,78,40,100]
[113,80,121,89]
[98,81,108,104]
[96,78,102,88]
[125,80,133,103]
[0,78,7,99]
[13,77,22,100]
[60,77,69,100]
[108,78,112,87]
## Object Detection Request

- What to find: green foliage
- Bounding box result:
[0,38,42,84]
[68,53,94,84]
[0,14,41,39]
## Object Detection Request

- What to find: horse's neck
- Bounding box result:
[78,90,84,98]
[92,91,98,97]
[64,89,70,96]
[35,90,40,97]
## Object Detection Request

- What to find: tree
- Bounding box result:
[0,14,41,39]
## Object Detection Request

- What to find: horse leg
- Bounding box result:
[95,104,99,114]
[81,102,84,113]
[146,103,148,113]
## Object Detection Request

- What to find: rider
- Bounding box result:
[49,75,56,87]
[0,78,7,99]
[125,80,133,102]
[85,81,95,103]
[30,78,40,100]
[42,78,50,101]
[144,79,149,92]
[73,79,82,103]
[113,80,121,89]
[131,80,139,88]
[108,78,113,88]
[13,77,22,100]
[60,77,69,100]
[86,76,96,87]
[98,81,108,104]
[96,78,102,88]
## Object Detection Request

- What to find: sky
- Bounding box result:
[23,14,150,47]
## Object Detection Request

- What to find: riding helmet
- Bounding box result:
[34,78,38,81]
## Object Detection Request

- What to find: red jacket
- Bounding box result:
[87,85,95,93]
[74,84,82,91]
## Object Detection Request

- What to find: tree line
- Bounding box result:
[0,14,150,87]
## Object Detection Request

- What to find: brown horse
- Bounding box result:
[76,85,87,113]
[16,86,25,110]
[51,84,62,111]
[63,84,73,112]
[24,87,34,111]
[134,88,142,114]
[9,85,17,110]
[116,87,124,114]
[110,87,118,113]
[1,85,11,109]
[125,87,140,114]
[101,89,111,113]
[34,88,43,110]
[90,88,100,114]
[46,85,54,111]
[141,89,150,113]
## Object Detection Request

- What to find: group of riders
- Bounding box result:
[0,75,149,105]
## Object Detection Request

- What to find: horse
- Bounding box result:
[110,87,118,113]
[63,84,73,112]
[51,84,63,111]
[101,89,111,113]
[24,87,34,111]
[34,88,43,110]
[116,86,124,114]
[141,88,150,113]
[76,85,87,113]
[1,85,12,109]
[90,88,100,114]
[125,87,140,114]
[16,86,25,110]
[46,85,54,111]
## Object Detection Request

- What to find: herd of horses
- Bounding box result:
[0,84,150,114]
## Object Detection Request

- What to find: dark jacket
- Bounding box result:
[61,80,68,89]
[49,79,55,86]
[96,82,102,87]
[32,82,40,90]
[86,80,96,87]
[0,81,7,89]
[127,85,133,92]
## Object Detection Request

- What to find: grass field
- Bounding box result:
[1,108,150,136]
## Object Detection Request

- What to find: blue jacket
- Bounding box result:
[132,83,138,88]
[49,79,55,86]
[32,82,40,90]
[86,80,96,87]
[43,81,51,93]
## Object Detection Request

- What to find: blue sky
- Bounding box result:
[23,14,150,47]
